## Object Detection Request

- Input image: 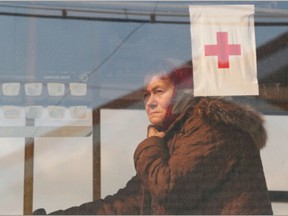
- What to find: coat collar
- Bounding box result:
[164,97,267,150]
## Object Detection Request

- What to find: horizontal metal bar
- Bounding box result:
[0,126,92,137]
[269,191,288,202]
[0,11,287,26]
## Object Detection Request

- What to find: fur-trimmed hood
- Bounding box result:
[194,97,267,150]
[171,96,267,150]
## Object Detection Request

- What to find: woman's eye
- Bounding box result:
[143,92,149,99]
[155,89,164,94]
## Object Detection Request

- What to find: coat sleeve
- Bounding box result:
[134,126,243,209]
[34,175,143,215]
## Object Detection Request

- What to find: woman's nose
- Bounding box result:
[146,95,157,109]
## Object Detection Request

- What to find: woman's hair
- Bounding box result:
[169,62,193,91]
[144,59,193,92]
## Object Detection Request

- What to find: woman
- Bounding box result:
[34,62,273,215]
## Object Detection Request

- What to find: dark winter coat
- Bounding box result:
[35,97,273,215]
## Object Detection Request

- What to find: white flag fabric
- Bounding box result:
[189,5,258,96]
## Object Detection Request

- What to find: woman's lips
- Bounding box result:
[149,111,160,116]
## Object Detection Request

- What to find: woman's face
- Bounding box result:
[143,75,175,127]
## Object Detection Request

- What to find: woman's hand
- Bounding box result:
[147,125,165,138]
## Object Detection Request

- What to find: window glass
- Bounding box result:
[0,1,287,215]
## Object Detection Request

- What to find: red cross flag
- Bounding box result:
[189,5,258,96]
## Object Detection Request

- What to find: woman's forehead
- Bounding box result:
[144,73,169,85]
[144,75,173,90]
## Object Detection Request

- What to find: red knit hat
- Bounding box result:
[168,62,193,91]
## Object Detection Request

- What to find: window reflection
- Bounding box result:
[0,1,287,215]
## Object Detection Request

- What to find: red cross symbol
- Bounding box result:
[205,32,241,69]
